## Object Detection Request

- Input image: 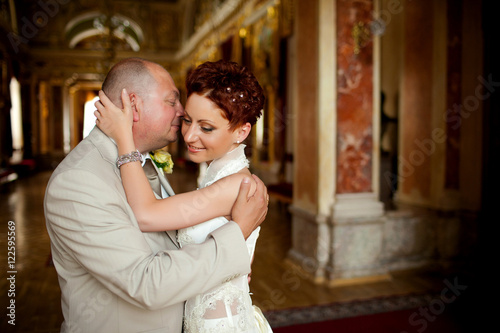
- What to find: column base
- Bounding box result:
[327,273,392,287]
[332,192,384,219]
[327,215,389,280]
[287,200,389,283]
[287,205,330,282]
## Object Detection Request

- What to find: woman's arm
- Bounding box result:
[142,172,255,231]
[94,89,254,231]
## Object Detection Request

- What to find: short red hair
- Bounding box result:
[185,60,265,130]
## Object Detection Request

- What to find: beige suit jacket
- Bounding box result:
[44,128,251,333]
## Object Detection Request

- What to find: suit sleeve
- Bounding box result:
[45,168,251,310]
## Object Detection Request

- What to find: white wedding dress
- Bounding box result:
[178,145,273,333]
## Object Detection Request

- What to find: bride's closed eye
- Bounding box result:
[182,117,214,133]
[201,127,214,133]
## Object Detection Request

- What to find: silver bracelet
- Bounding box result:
[116,150,143,168]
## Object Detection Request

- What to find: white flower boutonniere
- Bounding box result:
[150,149,174,175]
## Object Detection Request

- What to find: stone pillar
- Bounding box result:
[288,0,386,284]
[327,0,386,282]
[392,0,482,266]
[287,0,328,283]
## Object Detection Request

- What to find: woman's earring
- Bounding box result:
[235,140,240,144]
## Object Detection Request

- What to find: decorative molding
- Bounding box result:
[175,0,247,61]
[65,11,143,51]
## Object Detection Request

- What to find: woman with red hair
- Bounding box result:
[96,60,272,332]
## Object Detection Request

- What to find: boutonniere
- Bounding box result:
[150,149,174,175]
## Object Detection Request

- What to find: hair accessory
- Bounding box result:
[116,150,143,168]
[230,91,246,103]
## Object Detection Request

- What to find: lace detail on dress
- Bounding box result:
[177,229,193,245]
[184,282,254,333]
[179,144,273,332]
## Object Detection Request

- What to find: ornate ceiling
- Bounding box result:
[1,0,241,81]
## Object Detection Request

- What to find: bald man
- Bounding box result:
[44,58,268,332]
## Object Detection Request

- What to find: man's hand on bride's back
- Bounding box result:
[232,175,269,239]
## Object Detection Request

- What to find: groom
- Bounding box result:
[44,57,268,332]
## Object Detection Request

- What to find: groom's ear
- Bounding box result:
[129,93,141,122]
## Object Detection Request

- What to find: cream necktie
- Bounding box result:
[143,159,162,195]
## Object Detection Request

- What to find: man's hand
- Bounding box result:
[232,175,269,239]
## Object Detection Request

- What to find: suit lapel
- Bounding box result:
[146,155,175,197]
[159,173,175,196]
[148,157,179,248]
[88,128,179,248]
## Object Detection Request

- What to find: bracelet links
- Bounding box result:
[116,150,143,168]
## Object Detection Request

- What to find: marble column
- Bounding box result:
[326,0,386,283]
[288,0,386,284]
[287,0,328,283]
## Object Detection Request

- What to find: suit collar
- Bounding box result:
[86,127,121,178]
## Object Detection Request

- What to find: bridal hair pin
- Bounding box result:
[228,90,251,109]
[228,88,245,102]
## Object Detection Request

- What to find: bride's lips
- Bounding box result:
[186,144,204,153]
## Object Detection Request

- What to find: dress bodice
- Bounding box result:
[177,144,250,247]
[178,144,272,332]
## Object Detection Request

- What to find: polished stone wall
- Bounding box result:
[336,0,374,194]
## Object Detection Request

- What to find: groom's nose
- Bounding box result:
[175,102,185,116]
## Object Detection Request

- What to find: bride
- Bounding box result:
[95,59,273,332]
